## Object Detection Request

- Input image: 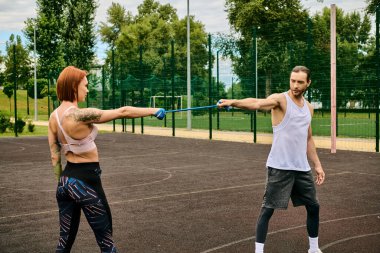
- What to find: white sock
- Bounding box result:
[255,242,264,253]
[309,236,319,252]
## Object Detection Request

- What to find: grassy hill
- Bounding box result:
[0,89,51,137]
[0,89,51,121]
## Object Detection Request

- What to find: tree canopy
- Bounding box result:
[223,0,376,109]
[99,0,209,80]
[23,0,97,78]
[3,34,31,89]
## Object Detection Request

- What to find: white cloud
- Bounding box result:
[0,0,370,43]
[0,0,36,31]
[302,0,367,14]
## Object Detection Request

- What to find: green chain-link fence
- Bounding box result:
[2,5,379,152]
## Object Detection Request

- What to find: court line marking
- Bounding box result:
[110,182,265,205]
[105,168,173,190]
[320,232,380,250]
[0,210,59,220]
[0,139,41,147]
[0,144,26,152]
[351,172,380,177]
[0,167,173,192]
[0,182,265,220]
[199,213,380,253]
[100,151,181,160]
[1,170,375,193]
[0,171,377,218]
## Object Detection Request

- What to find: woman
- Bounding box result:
[48,66,165,253]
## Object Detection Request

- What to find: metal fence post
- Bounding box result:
[253,27,257,143]
[208,34,212,140]
[132,90,135,133]
[13,44,18,137]
[216,50,220,130]
[376,5,379,152]
[307,17,313,102]
[163,57,167,127]
[48,72,51,119]
[101,66,105,110]
[171,40,176,137]
[112,48,116,132]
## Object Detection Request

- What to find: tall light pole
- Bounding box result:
[186,0,191,130]
[330,4,337,153]
[34,24,38,121]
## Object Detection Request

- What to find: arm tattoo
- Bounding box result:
[72,109,102,122]
[53,141,61,156]
[50,141,61,161]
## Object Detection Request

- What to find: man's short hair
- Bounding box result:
[292,66,310,82]
[56,66,87,102]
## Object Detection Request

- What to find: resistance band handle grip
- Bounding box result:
[217,100,232,111]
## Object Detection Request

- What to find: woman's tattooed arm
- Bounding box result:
[48,121,62,182]
[67,106,158,124]
[50,141,62,181]
[71,108,103,123]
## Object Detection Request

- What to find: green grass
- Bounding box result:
[0,89,51,121]
[126,111,377,139]
[0,125,49,137]
[0,90,377,139]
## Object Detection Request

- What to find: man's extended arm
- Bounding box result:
[217,94,282,111]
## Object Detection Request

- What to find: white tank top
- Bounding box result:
[266,92,311,172]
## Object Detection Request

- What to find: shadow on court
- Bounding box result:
[0,133,379,253]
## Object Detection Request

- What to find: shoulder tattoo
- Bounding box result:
[72,109,102,122]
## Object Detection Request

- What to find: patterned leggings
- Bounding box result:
[56,176,117,253]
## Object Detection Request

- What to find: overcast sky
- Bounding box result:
[0,0,371,84]
[0,0,370,35]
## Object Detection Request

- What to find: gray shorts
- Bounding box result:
[262,167,319,209]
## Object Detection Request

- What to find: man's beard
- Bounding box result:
[291,87,307,97]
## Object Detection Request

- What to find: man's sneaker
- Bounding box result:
[308,249,323,253]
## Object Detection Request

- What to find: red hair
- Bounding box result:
[56,66,87,102]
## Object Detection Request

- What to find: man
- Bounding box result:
[218,66,325,253]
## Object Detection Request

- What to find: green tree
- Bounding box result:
[172,17,209,78]
[26,78,48,99]
[0,72,5,86]
[99,2,133,46]
[226,82,243,99]
[4,34,31,89]
[24,0,66,78]
[3,82,14,113]
[24,0,98,77]
[366,0,379,14]
[99,0,209,99]
[0,51,4,65]
[63,0,97,69]
[225,0,309,97]
[0,50,4,86]
[311,7,372,109]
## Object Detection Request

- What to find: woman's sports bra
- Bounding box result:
[55,106,98,155]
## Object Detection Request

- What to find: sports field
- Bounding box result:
[0,133,379,253]
[134,111,378,138]
[1,91,378,140]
